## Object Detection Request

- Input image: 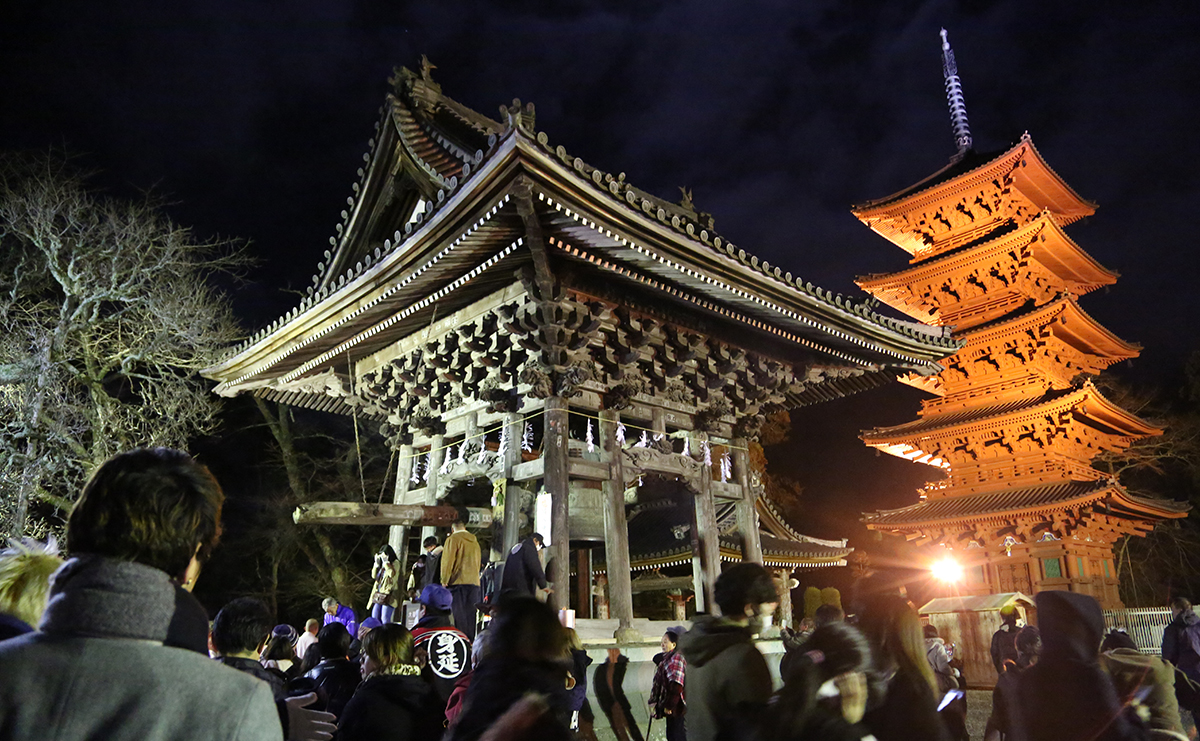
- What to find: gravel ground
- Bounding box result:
[966,689,992,739]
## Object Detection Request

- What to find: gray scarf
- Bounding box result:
[40,555,176,642]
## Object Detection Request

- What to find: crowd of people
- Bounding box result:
[0,446,1197,741]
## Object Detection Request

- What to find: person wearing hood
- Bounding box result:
[338,622,445,741]
[1100,629,1185,739]
[1162,597,1200,683]
[1007,591,1148,741]
[678,562,779,741]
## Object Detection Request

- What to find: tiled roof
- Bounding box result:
[863,479,1187,528]
[862,388,1075,441]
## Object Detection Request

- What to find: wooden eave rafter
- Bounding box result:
[856,213,1117,322]
[862,381,1161,448]
[961,293,1140,361]
[203,134,529,395]
[206,114,958,397]
[851,137,1096,240]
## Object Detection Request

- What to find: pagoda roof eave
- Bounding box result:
[851,135,1097,220]
[862,479,1188,531]
[960,293,1140,360]
[861,381,1162,447]
[855,213,1118,321]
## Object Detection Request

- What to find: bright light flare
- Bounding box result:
[931,556,963,583]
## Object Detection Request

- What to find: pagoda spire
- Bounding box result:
[940,28,973,157]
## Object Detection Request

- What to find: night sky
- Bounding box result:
[4,1,1198,545]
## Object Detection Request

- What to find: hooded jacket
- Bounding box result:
[1100,648,1184,736]
[1007,591,1148,741]
[337,672,446,741]
[677,615,773,741]
[1162,609,1200,681]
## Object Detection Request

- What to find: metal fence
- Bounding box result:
[1103,607,1175,654]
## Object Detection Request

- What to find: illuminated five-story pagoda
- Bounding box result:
[857,31,1187,610]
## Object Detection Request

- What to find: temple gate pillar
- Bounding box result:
[732,438,763,563]
[775,568,794,631]
[544,397,570,611]
[575,549,592,619]
[692,463,720,614]
[420,435,445,542]
[389,443,413,574]
[501,412,522,554]
[600,409,639,642]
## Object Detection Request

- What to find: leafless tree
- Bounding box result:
[0,152,247,538]
[252,398,391,614]
[1093,369,1200,605]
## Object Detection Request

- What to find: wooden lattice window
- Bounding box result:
[1042,557,1062,579]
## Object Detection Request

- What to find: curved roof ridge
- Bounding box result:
[522,126,958,353]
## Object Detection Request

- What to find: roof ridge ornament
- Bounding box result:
[940,28,973,159]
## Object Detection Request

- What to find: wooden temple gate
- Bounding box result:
[203,59,955,640]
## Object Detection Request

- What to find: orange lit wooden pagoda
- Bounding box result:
[857,31,1186,608]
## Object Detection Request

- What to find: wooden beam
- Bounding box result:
[294,502,493,528]
[629,575,696,594]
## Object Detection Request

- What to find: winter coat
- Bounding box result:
[925,637,958,692]
[500,537,548,596]
[337,670,446,741]
[1101,648,1185,736]
[1008,591,1149,741]
[988,659,1027,740]
[370,559,399,608]
[0,612,32,641]
[445,672,472,725]
[448,655,573,741]
[304,657,362,718]
[1162,609,1200,681]
[220,656,288,702]
[568,647,593,713]
[165,582,210,655]
[323,603,358,638]
[677,616,773,741]
[0,555,281,741]
[422,547,443,589]
[862,665,951,741]
[412,615,472,703]
[442,530,482,587]
[991,623,1020,673]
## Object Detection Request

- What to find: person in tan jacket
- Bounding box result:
[441,508,481,640]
